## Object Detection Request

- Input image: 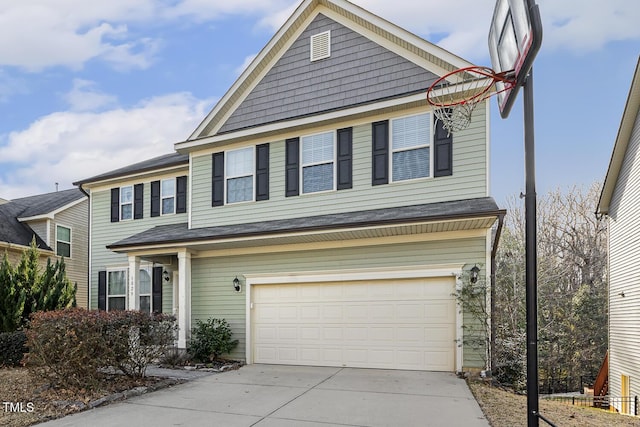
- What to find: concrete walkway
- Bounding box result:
[40,365,489,426]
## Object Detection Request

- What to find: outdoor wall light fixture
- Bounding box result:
[470,265,480,284]
[619,291,625,298]
[163,269,170,282]
[233,276,241,293]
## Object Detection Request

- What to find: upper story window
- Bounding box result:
[226,147,254,204]
[161,179,175,215]
[56,225,71,258]
[301,131,334,194]
[120,185,133,220]
[391,113,431,182]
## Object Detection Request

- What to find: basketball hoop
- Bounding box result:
[426,66,515,134]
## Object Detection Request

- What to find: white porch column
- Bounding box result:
[127,255,140,310]
[177,250,192,349]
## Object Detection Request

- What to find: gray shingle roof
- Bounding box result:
[0,188,85,249]
[108,197,504,249]
[10,188,85,218]
[74,152,188,186]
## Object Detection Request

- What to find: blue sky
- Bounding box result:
[0,0,638,204]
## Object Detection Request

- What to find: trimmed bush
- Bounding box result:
[189,318,238,362]
[0,330,27,367]
[25,309,177,389]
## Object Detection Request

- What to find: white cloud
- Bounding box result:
[0,0,291,72]
[539,0,640,52]
[1,1,638,73]
[0,92,214,198]
[235,54,258,76]
[63,79,118,112]
[347,0,640,60]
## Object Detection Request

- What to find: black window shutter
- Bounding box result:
[212,152,225,207]
[98,270,107,310]
[133,184,144,219]
[255,143,270,201]
[434,114,453,177]
[176,176,187,213]
[337,127,353,190]
[150,181,160,217]
[285,138,300,197]
[372,120,389,185]
[152,266,163,314]
[110,188,120,222]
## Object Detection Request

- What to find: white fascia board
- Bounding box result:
[176,92,428,152]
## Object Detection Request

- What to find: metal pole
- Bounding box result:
[523,68,539,427]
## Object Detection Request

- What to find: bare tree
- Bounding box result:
[494,183,608,391]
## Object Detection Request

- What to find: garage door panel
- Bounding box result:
[252,278,456,371]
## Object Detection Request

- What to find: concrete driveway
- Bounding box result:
[40,365,489,426]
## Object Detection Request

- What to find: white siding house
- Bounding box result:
[597,56,640,415]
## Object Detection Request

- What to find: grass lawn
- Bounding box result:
[469,381,640,427]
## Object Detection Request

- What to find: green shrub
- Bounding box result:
[0,330,27,367]
[25,309,177,389]
[189,318,238,362]
[0,242,75,333]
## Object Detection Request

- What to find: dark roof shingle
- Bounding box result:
[109,197,504,249]
[74,152,188,186]
[0,188,84,249]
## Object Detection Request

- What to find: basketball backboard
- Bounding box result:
[488,0,542,118]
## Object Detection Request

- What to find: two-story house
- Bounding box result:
[597,56,640,415]
[75,0,504,373]
[0,188,89,308]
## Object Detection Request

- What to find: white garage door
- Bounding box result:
[251,277,456,371]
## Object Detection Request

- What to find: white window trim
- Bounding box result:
[225,146,255,204]
[107,265,155,312]
[120,185,133,221]
[55,224,72,259]
[160,178,176,216]
[389,112,433,183]
[300,130,336,195]
[107,268,128,311]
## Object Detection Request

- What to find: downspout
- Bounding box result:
[490,212,505,373]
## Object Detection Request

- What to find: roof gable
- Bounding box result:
[10,188,85,219]
[185,0,471,143]
[218,13,440,134]
[0,188,85,248]
[598,56,640,215]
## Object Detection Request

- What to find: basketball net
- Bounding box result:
[427,66,515,134]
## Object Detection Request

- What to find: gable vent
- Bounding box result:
[310,30,331,61]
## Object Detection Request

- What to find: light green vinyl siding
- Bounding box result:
[191,235,487,368]
[89,182,187,310]
[190,103,488,228]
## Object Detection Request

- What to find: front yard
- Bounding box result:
[469,381,640,426]
[0,367,179,427]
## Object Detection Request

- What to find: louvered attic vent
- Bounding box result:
[310,30,331,61]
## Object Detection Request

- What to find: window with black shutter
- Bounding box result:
[285,138,300,197]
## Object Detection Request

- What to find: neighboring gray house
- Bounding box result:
[597,56,640,415]
[0,188,89,308]
[76,0,504,373]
